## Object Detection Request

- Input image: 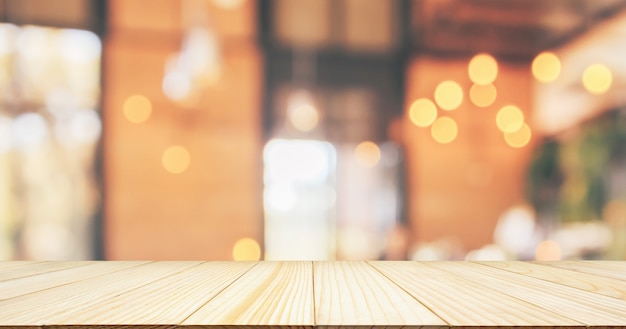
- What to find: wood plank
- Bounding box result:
[182,261,314,327]
[0,261,623,328]
[427,261,626,326]
[479,261,626,301]
[0,261,88,282]
[370,261,583,327]
[585,261,626,270]
[539,261,626,281]
[0,261,145,300]
[52,261,255,325]
[0,261,197,326]
[0,261,44,270]
[314,261,446,328]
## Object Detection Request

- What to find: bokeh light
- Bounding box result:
[58,29,101,64]
[469,84,497,108]
[430,116,458,144]
[162,145,191,174]
[409,98,438,127]
[504,123,532,148]
[494,205,536,255]
[212,0,245,10]
[288,103,319,132]
[582,63,612,95]
[123,95,152,124]
[13,112,48,150]
[355,141,381,167]
[264,184,297,213]
[162,70,192,102]
[434,80,463,111]
[535,240,562,261]
[0,116,13,154]
[232,237,261,261]
[532,52,561,83]
[264,139,333,184]
[468,53,498,85]
[496,105,524,133]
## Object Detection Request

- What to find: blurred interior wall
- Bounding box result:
[104,0,262,260]
[402,56,535,252]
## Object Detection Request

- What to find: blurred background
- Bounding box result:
[0,0,625,261]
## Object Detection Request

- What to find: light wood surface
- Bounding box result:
[314,261,445,327]
[479,261,626,300]
[0,261,624,328]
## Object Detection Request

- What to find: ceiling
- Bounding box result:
[414,0,626,59]
[534,9,626,134]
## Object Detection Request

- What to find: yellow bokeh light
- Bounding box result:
[434,80,463,111]
[409,98,438,127]
[123,95,152,124]
[468,53,498,85]
[212,0,245,10]
[430,116,458,144]
[162,145,190,174]
[504,123,532,148]
[582,63,612,95]
[355,141,381,167]
[469,84,497,108]
[232,237,261,261]
[535,240,562,261]
[496,105,524,133]
[532,52,561,83]
[288,104,319,132]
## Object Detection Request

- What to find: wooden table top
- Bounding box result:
[0,261,624,328]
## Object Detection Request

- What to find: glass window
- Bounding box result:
[0,23,101,260]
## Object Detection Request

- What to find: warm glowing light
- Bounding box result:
[532,52,561,83]
[264,185,297,213]
[264,139,334,184]
[494,205,536,255]
[409,98,438,127]
[232,238,261,261]
[468,53,498,85]
[14,112,47,150]
[535,240,562,261]
[469,84,497,108]
[434,80,463,111]
[496,105,524,133]
[504,123,532,148]
[288,103,319,132]
[58,29,101,64]
[162,146,190,174]
[430,116,458,144]
[354,141,381,167]
[162,70,192,101]
[582,63,612,95]
[123,95,152,123]
[212,0,245,9]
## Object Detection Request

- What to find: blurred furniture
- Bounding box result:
[0,261,624,327]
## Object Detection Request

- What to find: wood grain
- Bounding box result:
[370,261,583,327]
[182,261,314,327]
[0,261,87,282]
[0,261,144,300]
[427,261,626,326]
[52,261,255,325]
[479,261,626,300]
[539,261,626,281]
[0,261,624,328]
[586,261,626,270]
[0,261,43,270]
[0,261,192,325]
[314,261,446,327]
